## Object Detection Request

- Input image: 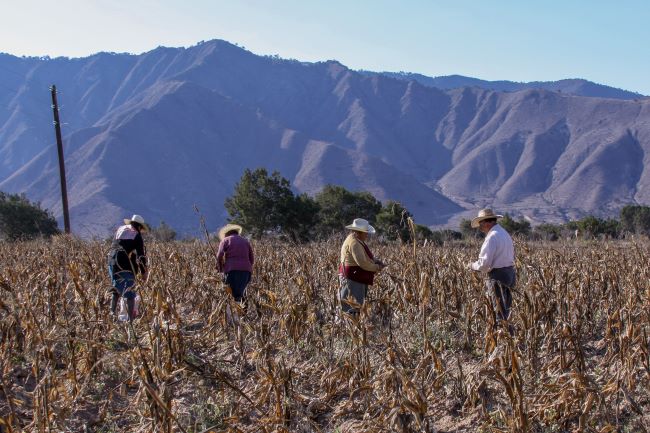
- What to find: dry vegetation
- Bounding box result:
[1,235,649,432]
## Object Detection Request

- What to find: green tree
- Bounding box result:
[620,205,650,236]
[225,168,297,238]
[620,205,637,233]
[0,192,60,241]
[575,216,620,238]
[633,207,650,235]
[224,168,319,241]
[459,218,480,239]
[428,229,463,246]
[533,223,563,241]
[500,213,531,237]
[375,201,412,242]
[148,220,177,241]
[283,193,320,242]
[415,224,433,241]
[314,185,382,237]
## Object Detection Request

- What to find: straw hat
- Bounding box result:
[345,218,376,234]
[124,214,148,230]
[471,209,503,228]
[218,223,243,240]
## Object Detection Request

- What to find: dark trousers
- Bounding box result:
[108,267,136,317]
[487,267,516,321]
[339,276,368,315]
[225,270,251,302]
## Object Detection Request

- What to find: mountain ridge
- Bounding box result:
[1,39,649,236]
[363,71,646,100]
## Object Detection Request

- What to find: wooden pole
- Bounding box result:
[50,85,71,234]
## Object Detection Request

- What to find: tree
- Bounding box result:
[500,213,531,237]
[633,207,650,236]
[148,221,177,241]
[428,229,462,246]
[314,185,382,237]
[283,193,320,242]
[224,168,297,238]
[375,201,412,242]
[414,224,433,241]
[620,205,650,236]
[0,192,60,241]
[533,223,563,241]
[575,216,620,239]
[620,205,637,234]
[459,218,480,239]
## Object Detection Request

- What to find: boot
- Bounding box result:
[126,297,136,321]
[110,293,120,316]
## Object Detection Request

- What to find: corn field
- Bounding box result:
[1,235,649,432]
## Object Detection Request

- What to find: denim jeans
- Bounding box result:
[108,266,136,300]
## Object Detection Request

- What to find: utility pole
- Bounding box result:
[50,85,71,234]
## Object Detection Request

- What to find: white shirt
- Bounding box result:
[471,224,515,273]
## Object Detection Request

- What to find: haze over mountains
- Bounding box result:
[1,39,649,236]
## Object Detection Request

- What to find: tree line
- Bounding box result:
[222,168,650,243]
[2,168,650,242]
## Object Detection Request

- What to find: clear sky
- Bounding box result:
[2,0,649,94]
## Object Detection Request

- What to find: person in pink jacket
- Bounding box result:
[216,224,254,303]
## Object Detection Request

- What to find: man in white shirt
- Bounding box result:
[468,209,516,323]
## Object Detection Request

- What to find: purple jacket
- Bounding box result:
[216,234,254,273]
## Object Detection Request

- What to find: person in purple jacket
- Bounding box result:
[216,223,254,303]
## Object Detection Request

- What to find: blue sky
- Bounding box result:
[2,0,649,94]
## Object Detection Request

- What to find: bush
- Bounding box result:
[224,168,319,241]
[375,201,412,242]
[148,221,177,242]
[500,213,531,237]
[314,185,381,237]
[224,168,298,238]
[0,192,60,241]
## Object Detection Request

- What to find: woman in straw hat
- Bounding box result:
[216,223,254,304]
[338,218,386,316]
[107,214,149,320]
[467,209,516,323]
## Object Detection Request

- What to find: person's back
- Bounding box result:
[109,224,145,273]
[477,224,514,272]
[218,234,253,273]
[216,225,254,304]
[106,215,148,320]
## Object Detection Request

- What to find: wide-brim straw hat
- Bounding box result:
[124,214,149,230]
[345,218,376,234]
[471,209,503,228]
[218,223,243,240]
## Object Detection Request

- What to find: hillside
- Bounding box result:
[1,40,649,235]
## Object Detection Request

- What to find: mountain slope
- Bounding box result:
[1,40,650,235]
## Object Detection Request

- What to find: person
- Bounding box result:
[216,223,254,304]
[338,218,386,316]
[107,214,148,320]
[467,209,516,324]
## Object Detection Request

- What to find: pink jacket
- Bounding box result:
[216,234,254,273]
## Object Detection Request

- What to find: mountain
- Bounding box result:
[364,72,646,100]
[1,40,649,236]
